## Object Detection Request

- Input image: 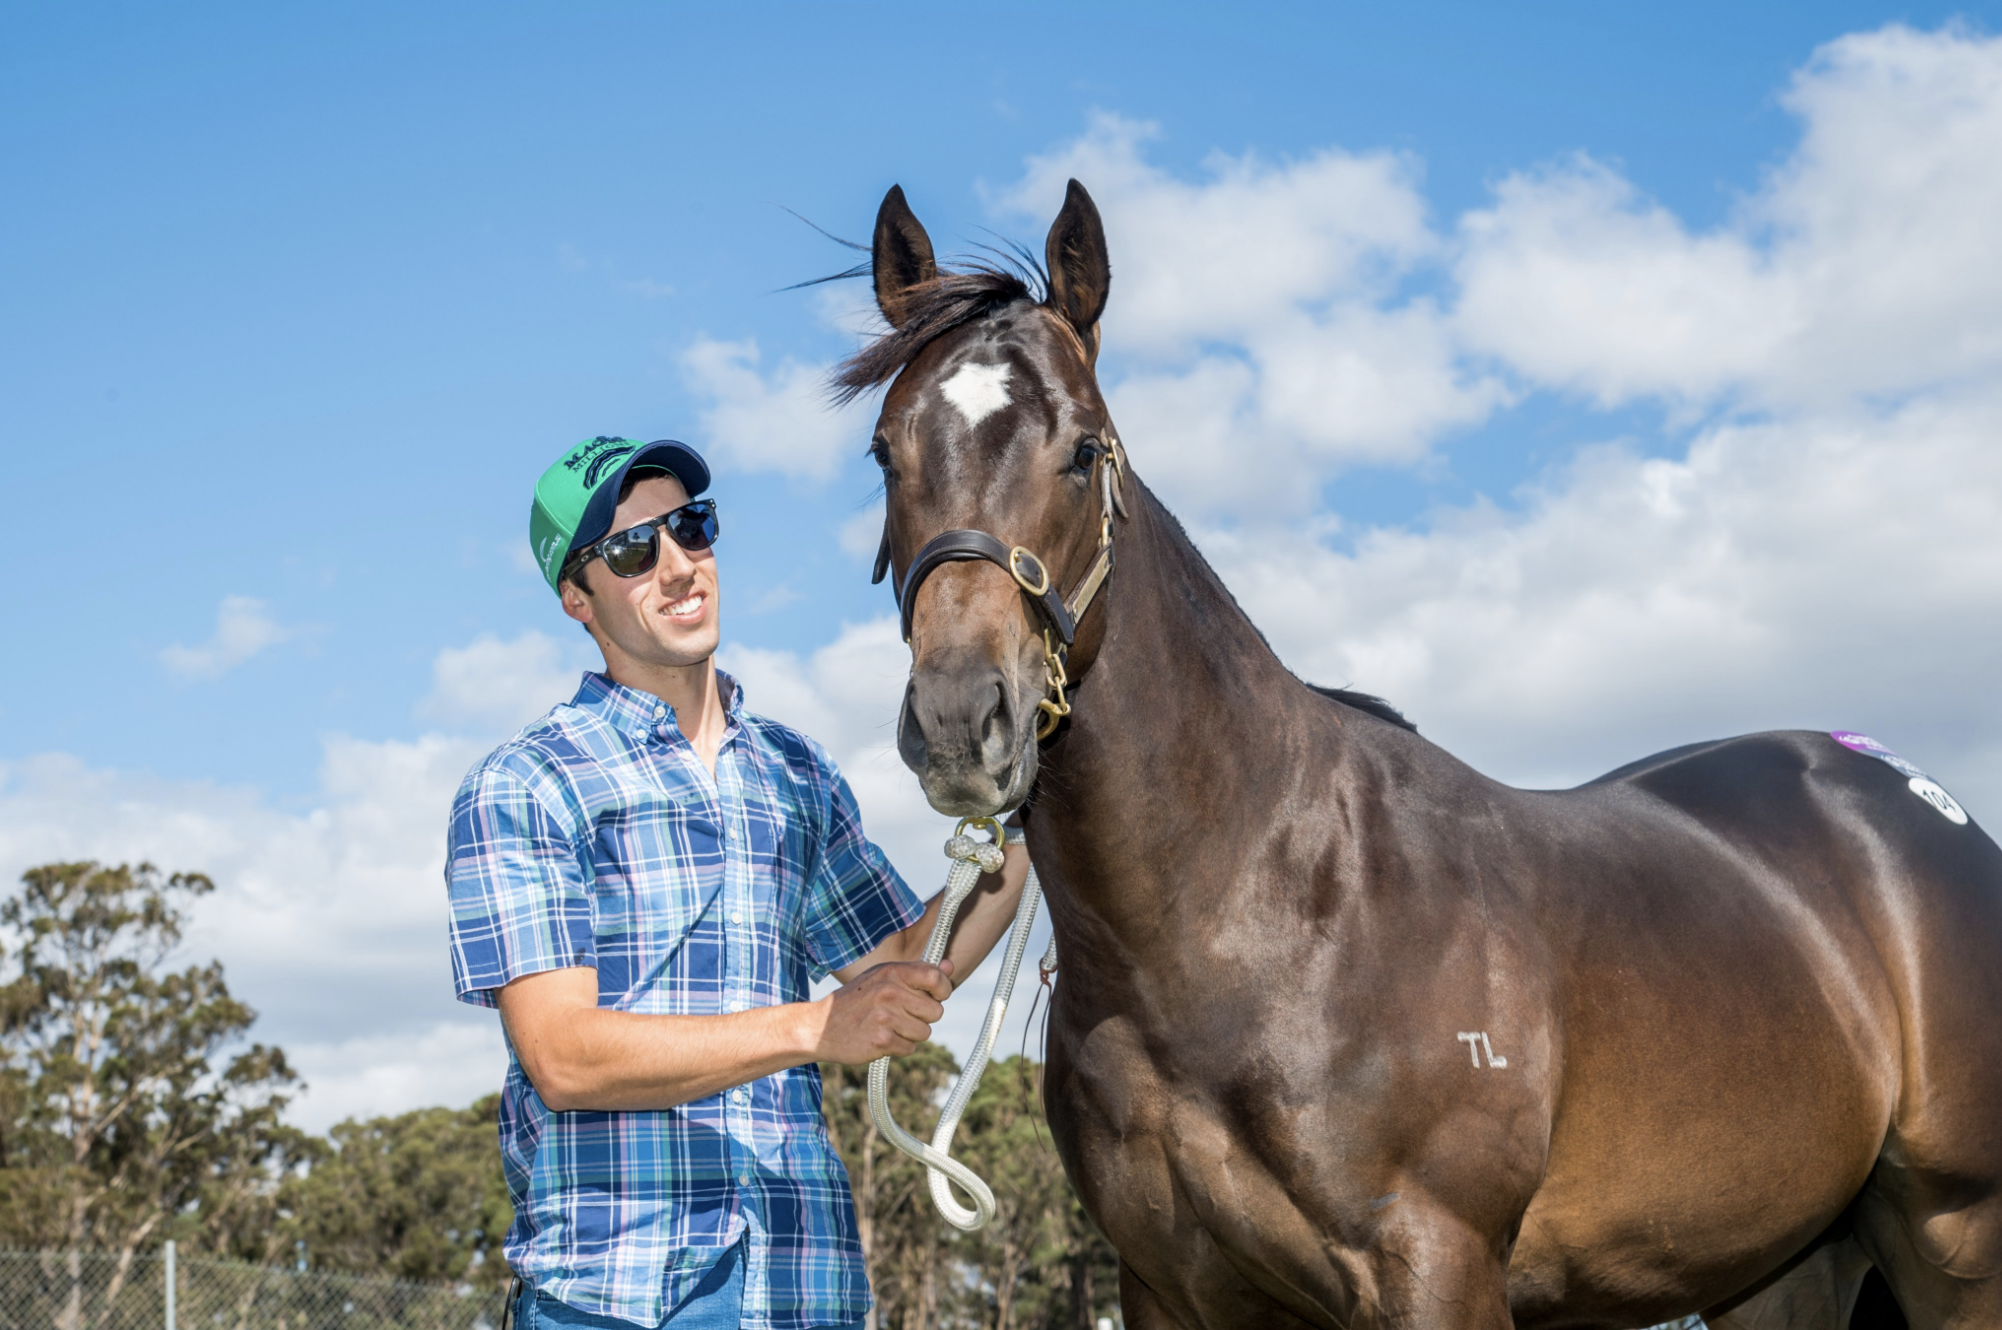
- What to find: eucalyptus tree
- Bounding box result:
[0,861,307,1325]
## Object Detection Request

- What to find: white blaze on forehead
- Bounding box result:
[939,362,1013,427]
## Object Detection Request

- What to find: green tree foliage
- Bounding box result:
[0,861,313,1324]
[0,860,1126,1328]
[277,1095,513,1286]
[822,1043,959,1329]
[822,1048,1120,1330]
[956,1056,1119,1330]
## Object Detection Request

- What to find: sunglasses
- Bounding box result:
[566,499,721,581]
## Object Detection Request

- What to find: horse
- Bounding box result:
[837,179,2002,1329]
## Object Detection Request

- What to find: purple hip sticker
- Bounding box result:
[1831,732,1929,782]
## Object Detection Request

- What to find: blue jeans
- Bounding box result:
[510,1243,864,1330]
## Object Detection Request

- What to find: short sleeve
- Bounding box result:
[799,753,924,980]
[446,758,597,1008]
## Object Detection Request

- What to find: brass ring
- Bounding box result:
[955,816,1006,846]
[1008,546,1050,597]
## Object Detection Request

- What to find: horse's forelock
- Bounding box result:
[831,263,1045,405]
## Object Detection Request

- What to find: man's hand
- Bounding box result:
[811,959,954,1064]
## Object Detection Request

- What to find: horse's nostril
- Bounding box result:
[980,682,1013,762]
[897,683,929,773]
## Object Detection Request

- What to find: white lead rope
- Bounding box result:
[866,818,1056,1231]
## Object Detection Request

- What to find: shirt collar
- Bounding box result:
[569,668,745,737]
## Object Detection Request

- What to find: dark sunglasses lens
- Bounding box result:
[669,503,719,552]
[600,526,661,577]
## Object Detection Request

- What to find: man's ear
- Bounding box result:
[560,577,596,630]
[873,185,937,331]
[1044,179,1111,364]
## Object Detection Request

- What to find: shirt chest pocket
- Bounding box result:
[588,795,725,1002]
[744,811,781,868]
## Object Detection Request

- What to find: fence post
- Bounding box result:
[164,1241,176,1330]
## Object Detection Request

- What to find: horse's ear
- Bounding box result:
[873,185,936,331]
[1044,178,1111,363]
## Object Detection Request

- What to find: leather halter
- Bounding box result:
[874,438,1128,737]
[895,529,1083,646]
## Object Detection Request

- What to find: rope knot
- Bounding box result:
[944,834,1005,874]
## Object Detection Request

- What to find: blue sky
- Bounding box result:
[4,0,1984,795]
[6,3,2002,1123]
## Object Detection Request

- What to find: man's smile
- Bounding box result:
[663,590,707,621]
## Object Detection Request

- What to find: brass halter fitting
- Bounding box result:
[953,815,1007,847]
[1008,547,1051,597]
[1034,629,1072,741]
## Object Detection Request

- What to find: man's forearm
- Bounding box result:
[858,842,1032,981]
[497,958,953,1112]
[509,1000,822,1112]
[939,842,1033,978]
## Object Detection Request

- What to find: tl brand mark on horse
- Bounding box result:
[1455,1032,1508,1068]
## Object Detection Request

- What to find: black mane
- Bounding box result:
[831,262,1044,404]
[1307,685,1417,732]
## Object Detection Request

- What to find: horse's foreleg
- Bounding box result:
[1355,1215,1515,1330]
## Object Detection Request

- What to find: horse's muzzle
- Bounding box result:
[898,657,1040,817]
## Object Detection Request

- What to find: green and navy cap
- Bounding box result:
[529,436,711,592]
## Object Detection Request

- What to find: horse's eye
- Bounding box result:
[869,438,891,470]
[1070,438,1101,475]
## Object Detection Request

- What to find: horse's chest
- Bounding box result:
[1047,1013,1356,1326]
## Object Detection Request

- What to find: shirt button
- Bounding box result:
[737,1172,751,1186]
[730,911,743,924]
[652,705,666,719]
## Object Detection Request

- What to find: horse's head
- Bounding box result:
[841,180,1121,817]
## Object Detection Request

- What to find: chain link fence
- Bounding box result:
[0,1249,1714,1330]
[0,1250,506,1330]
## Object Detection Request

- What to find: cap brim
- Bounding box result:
[569,440,712,556]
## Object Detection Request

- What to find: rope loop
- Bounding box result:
[867,817,1045,1230]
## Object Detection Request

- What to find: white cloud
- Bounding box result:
[160,596,291,679]
[1207,386,2002,822]
[0,730,497,1132]
[420,629,593,736]
[681,335,864,482]
[284,1021,507,1132]
[1456,24,2002,410]
[993,113,1507,517]
[999,113,1435,353]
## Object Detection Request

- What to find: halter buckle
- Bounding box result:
[1008,546,1051,597]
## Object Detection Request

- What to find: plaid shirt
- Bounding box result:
[446,671,921,1330]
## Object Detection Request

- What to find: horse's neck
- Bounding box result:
[1035,483,1306,916]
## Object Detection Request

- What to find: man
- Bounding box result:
[446,436,1030,1330]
